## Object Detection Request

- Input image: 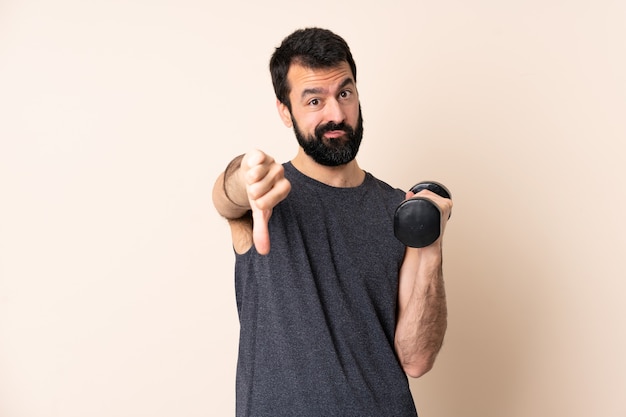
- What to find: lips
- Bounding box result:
[323,130,347,139]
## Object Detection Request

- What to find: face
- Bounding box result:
[278,62,363,166]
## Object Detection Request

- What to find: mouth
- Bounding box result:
[323,130,348,139]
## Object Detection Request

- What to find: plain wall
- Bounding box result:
[1,1,625,416]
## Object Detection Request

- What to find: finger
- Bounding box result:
[243,149,266,168]
[252,176,291,211]
[243,150,270,183]
[251,201,272,255]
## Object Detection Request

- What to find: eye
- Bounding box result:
[339,90,352,99]
[308,98,320,106]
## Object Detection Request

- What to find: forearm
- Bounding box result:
[395,244,448,378]
[212,154,251,220]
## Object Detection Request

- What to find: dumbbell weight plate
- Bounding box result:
[409,182,451,201]
[393,181,451,248]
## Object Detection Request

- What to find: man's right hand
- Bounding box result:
[240,150,291,255]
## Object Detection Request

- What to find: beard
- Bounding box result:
[292,106,364,167]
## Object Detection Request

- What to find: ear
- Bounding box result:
[276,99,293,128]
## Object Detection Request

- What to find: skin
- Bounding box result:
[212,61,452,378]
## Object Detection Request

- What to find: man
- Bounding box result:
[212,27,452,417]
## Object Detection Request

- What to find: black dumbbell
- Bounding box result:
[394,181,452,248]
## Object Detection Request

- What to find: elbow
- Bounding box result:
[396,336,444,378]
[400,356,435,379]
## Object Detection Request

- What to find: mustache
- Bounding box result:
[315,121,354,137]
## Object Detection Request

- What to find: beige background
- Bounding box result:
[1,0,625,416]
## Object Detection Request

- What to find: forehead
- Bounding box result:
[287,61,355,96]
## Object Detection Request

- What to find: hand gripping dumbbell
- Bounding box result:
[394,181,452,248]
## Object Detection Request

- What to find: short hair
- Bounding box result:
[269,27,357,109]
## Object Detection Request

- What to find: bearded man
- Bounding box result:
[212,27,452,417]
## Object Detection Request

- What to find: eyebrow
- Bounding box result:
[300,77,355,100]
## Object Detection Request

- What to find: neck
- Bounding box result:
[292,149,365,188]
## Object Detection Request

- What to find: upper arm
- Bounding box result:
[228,212,254,255]
[212,171,254,253]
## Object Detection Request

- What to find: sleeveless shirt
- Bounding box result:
[234,162,417,417]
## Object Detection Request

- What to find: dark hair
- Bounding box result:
[269,27,357,109]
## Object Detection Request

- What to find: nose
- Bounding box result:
[323,98,346,124]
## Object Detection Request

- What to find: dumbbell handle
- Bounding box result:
[393,181,452,248]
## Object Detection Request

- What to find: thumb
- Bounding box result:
[251,201,272,255]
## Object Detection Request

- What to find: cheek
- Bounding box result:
[294,113,320,133]
[349,102,361,122]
